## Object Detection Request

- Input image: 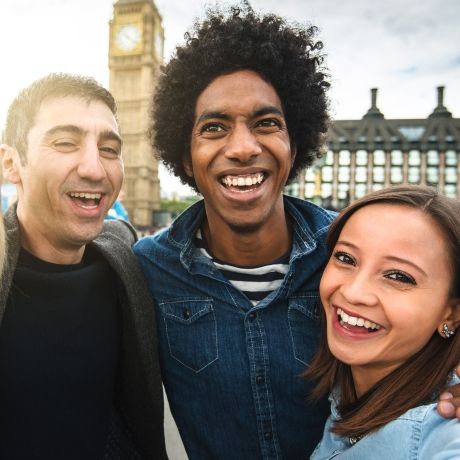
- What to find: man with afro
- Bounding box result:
[134,4,334,459]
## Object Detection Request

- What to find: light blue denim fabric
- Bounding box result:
[311,376,460,459]
[134,195,336,460]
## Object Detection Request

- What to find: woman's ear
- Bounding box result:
[438,299,460,339]
[0,144,22,184]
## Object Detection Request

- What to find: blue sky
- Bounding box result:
[1,0,459,195]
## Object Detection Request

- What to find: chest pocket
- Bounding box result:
[159,298,218,373]
[288,294,321,366]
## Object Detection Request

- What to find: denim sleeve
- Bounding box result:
[420,413,460,459]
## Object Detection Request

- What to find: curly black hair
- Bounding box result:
[151,3,330,191]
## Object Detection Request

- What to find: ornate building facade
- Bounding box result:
[109,0,164,228]
[286,87,460,210]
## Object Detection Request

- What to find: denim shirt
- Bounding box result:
[311,377,460,460]
[134,195,335,460]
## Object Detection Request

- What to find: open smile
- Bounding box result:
[220,172,265,192]
[336,307,382,333]
[68,191,104,210]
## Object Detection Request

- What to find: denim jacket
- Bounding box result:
[311,378,460,460]
[134,195,335,460]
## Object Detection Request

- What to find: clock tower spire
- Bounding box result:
[109,0,164,229]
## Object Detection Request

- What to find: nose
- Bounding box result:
[339,272,379,307]
[225,124,262,162]
[77,142,107,182]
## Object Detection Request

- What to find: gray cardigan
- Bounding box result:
[0,206,167,459]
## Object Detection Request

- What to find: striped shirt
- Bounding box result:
[195,230,290,305]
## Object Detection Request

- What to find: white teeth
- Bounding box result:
[222,173,264,188]
[69,192,102,200]
[337,308,381,331]
[348,316,358,326]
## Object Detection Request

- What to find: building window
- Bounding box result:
[321,182,332,198]
[391,166,403,183]
[373,150,385,166]
[427,150,439,166]
[426,167,439,184]
[445,150,457,166]
[372,183,384,192]
[444,184,457,198]
[445,167,457,183]
[305,168,316,181]
[322,166,333,182]
[339,150,351,166]
[391,150,403,165]
[408,167,420,183]
[373,166,385,183]
[338,166,350,182]
[356,150,367,166]
[285,182,299,197]
[408,150,421,166]
[325,150,334,165]
[337,183,349,199]
[355,166,367,183]
[305,182,315,198]
[355,183,367,198]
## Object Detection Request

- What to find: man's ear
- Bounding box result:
[0,144,22,184]
[182,154,193,178]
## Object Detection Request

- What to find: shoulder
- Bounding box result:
[417,404,460,459]
[100,219,138,247]
[284,195,336,231]
[133,227,170,259]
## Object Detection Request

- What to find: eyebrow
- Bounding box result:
[336,240,428,277]
[43,124,123,146]
[195,105,285,125]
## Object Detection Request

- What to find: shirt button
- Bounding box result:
[183,308,191,319]
[256,375,265,384]
[264,432,273,441]
[248,312,257,320]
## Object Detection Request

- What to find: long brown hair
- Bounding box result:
[304,185,460,439]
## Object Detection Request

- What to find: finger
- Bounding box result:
[437,399,455,418]
[440,392,453,400]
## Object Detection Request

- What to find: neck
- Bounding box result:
[351,364,400,398]
[202,213,292,267]
[17,215,85,265]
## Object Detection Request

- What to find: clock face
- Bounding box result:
[116,24,142,52]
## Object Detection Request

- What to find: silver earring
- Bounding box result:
[442,323,455,339]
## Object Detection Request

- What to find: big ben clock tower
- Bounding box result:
[109,0,164,228]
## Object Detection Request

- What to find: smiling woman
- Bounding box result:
[306,184,460,459]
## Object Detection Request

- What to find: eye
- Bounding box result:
[200,122,225,134]
[52,140,78,152]
[99,145,121,158]
[384,270,416,285]
[255,118,282,131]
[333,251,356,266]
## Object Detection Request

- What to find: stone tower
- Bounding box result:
[109,0,164,228]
